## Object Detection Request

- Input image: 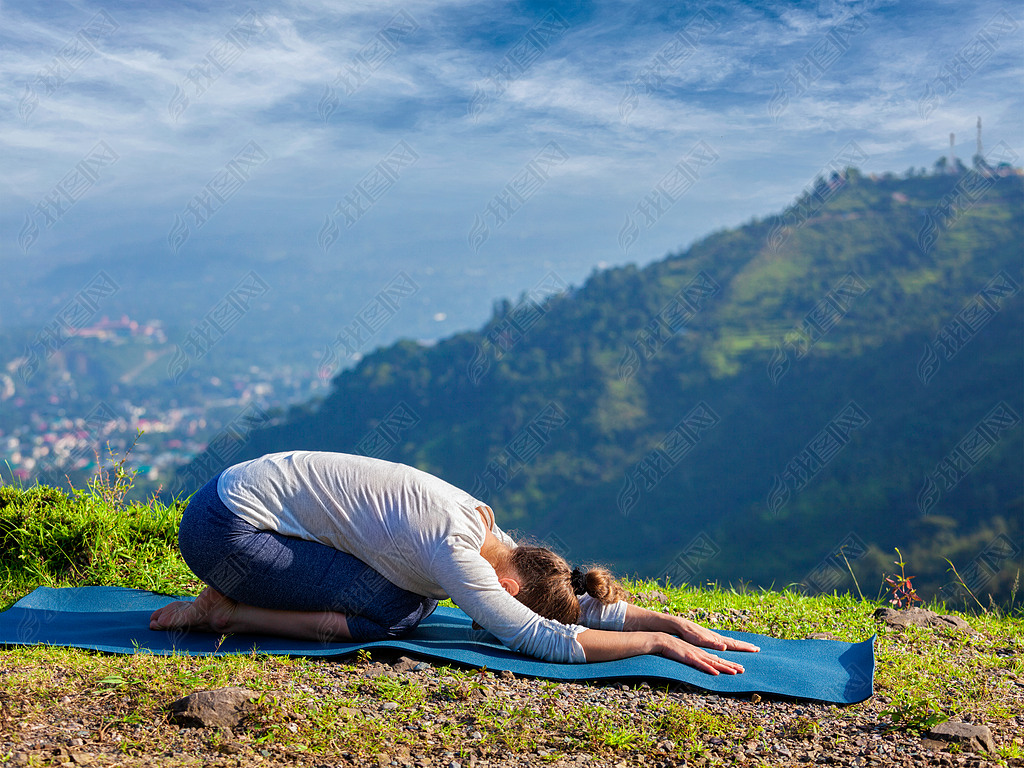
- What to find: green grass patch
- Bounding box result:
[0,480,1022,764]
[0,483,197,607]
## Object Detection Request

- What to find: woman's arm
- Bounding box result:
[622,603,761,654]
[575,627,746,675]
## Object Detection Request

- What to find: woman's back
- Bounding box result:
[217,450,491,598]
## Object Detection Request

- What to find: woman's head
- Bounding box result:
[508,545,628,624]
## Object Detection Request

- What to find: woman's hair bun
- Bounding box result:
[582,566,629,604]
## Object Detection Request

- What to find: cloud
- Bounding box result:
[0,0,1020,327]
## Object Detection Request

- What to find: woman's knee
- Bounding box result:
[387,598,438,637]
[348,599,437,641]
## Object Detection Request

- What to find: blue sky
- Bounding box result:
[2,0,1022,352]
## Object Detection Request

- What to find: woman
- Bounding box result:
[151,451,758,674]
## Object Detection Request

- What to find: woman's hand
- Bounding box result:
[670,615,761,654]
[576,629,747,674]
[621,603,760,654]
[649,632,748,675]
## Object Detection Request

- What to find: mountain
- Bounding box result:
[176,166,1024,602]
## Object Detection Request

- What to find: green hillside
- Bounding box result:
[176,167,1024,603]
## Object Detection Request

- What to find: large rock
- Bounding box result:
[873,607,971,631]
[924,721,997,755]
[168,686,258,728]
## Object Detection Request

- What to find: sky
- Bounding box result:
[1,0,1022,362]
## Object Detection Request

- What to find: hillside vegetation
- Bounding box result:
[174,168,1024,604]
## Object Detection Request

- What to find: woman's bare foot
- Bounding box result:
[149,586,237,633]
[150,587,354,642]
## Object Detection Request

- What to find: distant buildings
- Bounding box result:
[70,314,167,343]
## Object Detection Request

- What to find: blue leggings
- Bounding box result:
[177,474,437,641]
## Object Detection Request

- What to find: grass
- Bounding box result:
[1,474,1022,766]
[0,483,198,603]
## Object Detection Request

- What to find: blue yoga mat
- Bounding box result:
[0,586,873,704]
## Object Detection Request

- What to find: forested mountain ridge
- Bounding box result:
[179,168,1024,601]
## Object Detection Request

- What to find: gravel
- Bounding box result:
[0,621,1020,767]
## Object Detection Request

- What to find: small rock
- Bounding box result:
[68,753,93,766]
[167,687,258,729]
[925,722,997,755]
[392,656,422,673]
[498,669,515,680]
[382,701,400,711]
[807,632,840,641]
[873,607,971,631]
[936,613,971,630]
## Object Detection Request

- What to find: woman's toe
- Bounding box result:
[150,601,187,630]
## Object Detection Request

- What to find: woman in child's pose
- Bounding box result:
[151,451,758,673]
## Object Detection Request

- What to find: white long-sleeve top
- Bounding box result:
[216,451,626,662]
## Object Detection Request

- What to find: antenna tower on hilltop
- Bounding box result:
[949,133,956,173]
[977,116,983,158]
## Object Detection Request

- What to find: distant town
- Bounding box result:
[1,314,327,499]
